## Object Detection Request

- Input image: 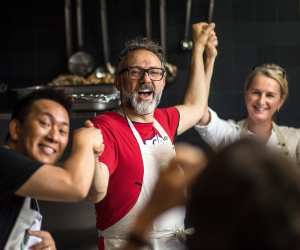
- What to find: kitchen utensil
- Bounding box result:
[159,0,177,82]
[145,0,152,38]
[94,0,115,79]
[68,0,95,76]
[12,84,120,111]
[180,0,193,50]
[64,0,73,58]
[208,0,215,23]
[181,0,215,51]
[71,91,119,111]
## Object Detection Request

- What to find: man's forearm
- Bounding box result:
[184,43,207,111]
[62,144,96,199]
[88,161,109,203]
[176,43,208,135]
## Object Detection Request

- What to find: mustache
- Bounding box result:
[137,83,154,92]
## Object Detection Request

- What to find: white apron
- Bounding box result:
[4,197,42,250]
[239,120,290,157]
[98,117,187,250]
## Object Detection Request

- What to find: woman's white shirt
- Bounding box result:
[194,108,300,166]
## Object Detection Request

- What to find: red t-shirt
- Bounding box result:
[92,107,179,232]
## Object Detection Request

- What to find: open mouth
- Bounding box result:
[39,144,57,156]
[138,89,153,99]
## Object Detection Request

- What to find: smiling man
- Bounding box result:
[87,22,216,250]
[0,89,104,250]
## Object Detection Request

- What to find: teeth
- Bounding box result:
[139,90,152,93]
[40,145,55,155]
[138,92,152,96]
[254,106,265,111]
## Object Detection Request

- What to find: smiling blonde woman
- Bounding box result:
[195,62,300,166]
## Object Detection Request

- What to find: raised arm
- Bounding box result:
[200,29,218,125]
[15,126,104,202]
[176,22,216,135]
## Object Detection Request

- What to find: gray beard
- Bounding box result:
[121,89,162,115]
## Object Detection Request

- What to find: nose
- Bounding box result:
[141,70,152,83]
[258,94,266,105]
[47,126,60,142]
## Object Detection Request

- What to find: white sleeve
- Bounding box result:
[194,108,241,150]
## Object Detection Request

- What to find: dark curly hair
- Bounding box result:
[117,37,166,72]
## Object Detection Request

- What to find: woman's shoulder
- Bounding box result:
[276,123,300,137]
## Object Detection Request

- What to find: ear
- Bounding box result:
[8,119,21,141]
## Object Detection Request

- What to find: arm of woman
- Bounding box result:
[199,30,218,125]
[194,109,241,150]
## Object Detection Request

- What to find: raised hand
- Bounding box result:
[192,22,216,49]
[205,30,218,58]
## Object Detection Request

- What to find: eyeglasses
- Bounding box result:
[118,66,166,81]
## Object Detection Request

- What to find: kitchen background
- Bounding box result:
[1,0,300,249]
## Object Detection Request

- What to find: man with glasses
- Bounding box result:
[88,22,216,250]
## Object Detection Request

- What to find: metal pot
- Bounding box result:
[12,84,120,112]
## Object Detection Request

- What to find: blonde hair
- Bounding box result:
[244,63,288,100]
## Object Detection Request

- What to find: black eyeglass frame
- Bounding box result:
[118,66,166,81]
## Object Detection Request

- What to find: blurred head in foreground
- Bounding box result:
[187,138,300,250]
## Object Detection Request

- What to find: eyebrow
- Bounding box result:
[39,112,70,127]
[251,89,280,96]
